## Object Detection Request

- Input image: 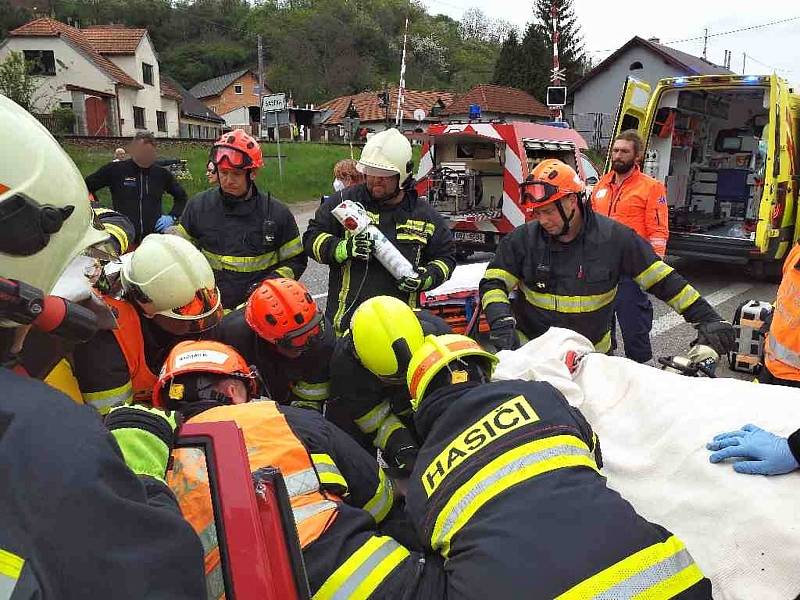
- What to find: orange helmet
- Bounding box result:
[152,340,259,408]
[210,129,264,170]
[521,159,585,208]
[245,278,322,352]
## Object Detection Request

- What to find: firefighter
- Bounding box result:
[0,94,205,598]
[592,130,669,363]
[328,296,451,478]
[214,278,335,412]
[404,333,713,599]
[156,340,446,599]
[304,128,456,334]
[71,233,224,411]
[85,130,188,242]
[175,130,306,309]
[479,159,735,357]
[761,242,800,386]
[94,206,135,255]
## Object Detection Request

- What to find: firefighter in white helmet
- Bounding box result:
[304,128,456,334]
[70,233,224,412]
[0,94,205,598]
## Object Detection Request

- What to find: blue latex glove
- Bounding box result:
[154,214,176,233]
[706,423,800,475]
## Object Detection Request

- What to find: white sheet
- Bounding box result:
[494,328,800,600]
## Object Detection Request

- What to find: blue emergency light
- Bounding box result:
[469,104,481,120]
[743,75,760,84]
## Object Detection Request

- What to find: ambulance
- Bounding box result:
[609,74,800,279]
[415,122,599,257]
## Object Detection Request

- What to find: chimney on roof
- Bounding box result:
[647,37,660,44]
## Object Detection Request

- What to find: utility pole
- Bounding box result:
[257,34,265,139]
[742,52,747,75]
[550,1,564,121]
[702,28,708,60]
[395,17,409,128]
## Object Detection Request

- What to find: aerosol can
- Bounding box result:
[331,200,416,280]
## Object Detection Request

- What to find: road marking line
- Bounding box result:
[651,282,753,337]
[312,292,328,299]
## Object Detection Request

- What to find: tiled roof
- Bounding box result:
[318,87,455,125]
[82,25,147,54]
[442,84,550,118]
[162,75,225,123]
[189,68,254,99]
[159,76,182,102]
[8,17,142,89]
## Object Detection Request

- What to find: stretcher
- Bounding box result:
[494,328,800,600]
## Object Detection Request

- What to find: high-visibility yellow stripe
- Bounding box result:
[520,284,617,314]
[292,381,331,401]
[278,236,304,261]
[430,259,451,279]
[555,535,704,600]
[374,413,404,450]
[273,266,295,279]
[633,261,674,291]
[594,330,612,353]
[483,268,519,291]
[314,536,410,600]
[83,380,133,414]
[0,549,23,580]
[103,222,130,254]
[363,469,394,523]
[173,223,194,242]
[202,249,278,273]
[397,232,429,244]
[333,260,351,335]
[666,285,701,314]
[398,220,435,235]
[312,454,349,492]
[481,288,510,309]
[312,233,334,263]
[431,435,597,557]
[354,402,390,435]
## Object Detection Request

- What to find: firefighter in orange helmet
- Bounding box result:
[479,159,734,357]
[592,130,670,363]
[174,130,306,309]
[213,278,335,411]
[157,340,446,600]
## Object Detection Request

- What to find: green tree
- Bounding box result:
[0,51,40,112]
[0,0,32,39]
[492,29,524,89]
[532,0,586,89]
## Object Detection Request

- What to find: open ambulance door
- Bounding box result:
[755,75,795,259]
[604,77,652,173]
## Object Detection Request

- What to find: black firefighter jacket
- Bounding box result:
[480,212,721,352]
[303,184,456,334]
[406,378,714,600]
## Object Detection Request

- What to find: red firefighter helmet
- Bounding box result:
[152,340,259,408]
[210,129,264,170]
[521,159,585,208]
[245,278,322,352]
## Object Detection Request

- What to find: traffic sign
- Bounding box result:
[413,108,426,122]
[546,86,567,108]
[261,93,286,113]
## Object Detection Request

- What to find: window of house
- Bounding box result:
[156,110,167,133]
[59,102,73,110]
[133,106,146,129]
[23,50,56,76]
[234,84,243,95]
[629,61,644,71]
[142,62,154,85]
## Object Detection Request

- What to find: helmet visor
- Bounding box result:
[521,180,560,204]
[150,287,223,335]
[356,162,399,178]
[210,146,253,170]
[277,310,323,353]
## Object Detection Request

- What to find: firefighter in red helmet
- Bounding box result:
[479,159,734,356]
[213,278,335,412]
[174,130,306,309]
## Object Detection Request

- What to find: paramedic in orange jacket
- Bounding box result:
[592,130,669,363]
[762,242,800,386]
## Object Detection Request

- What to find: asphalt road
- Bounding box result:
[292,202,778,381]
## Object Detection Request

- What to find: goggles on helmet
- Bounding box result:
[146,287,223,336]
[210,146,254,170]
[520,180,562,205]
[276,310,323,353]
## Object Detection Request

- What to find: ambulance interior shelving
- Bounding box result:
[643,85,769,241]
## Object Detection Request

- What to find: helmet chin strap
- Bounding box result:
[554,199,576,238]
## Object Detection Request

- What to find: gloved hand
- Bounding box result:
[695,320,736,356]
[489,315,519,351]
[105,405,180,483]
[391,445,419,478]
[154,214,176,233]
[397,267,433,293]
[334,232,373,263]
[707,423,800,475]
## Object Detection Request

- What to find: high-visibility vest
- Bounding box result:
[102,295,158,402]
[168,401,340,599]
[765,244,800,381]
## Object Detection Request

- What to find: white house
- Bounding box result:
[0,17,181,137]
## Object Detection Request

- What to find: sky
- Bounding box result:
[420,0,800,88]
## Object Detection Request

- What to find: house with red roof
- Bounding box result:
[0,17,181,136]
[442,84,551,123]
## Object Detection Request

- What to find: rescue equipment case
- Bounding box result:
[728,299,773,373]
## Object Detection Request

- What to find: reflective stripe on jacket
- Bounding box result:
[765,243,800,381]
[592,167,669,257]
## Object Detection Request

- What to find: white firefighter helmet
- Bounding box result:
[0,95,109,296]
[357,128,413,184]
[121,234,223,335]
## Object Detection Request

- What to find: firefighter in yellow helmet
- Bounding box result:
[403,333,713,599]
[304,128,455,335]
[327,295,450,478]
[0,94,204,598]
